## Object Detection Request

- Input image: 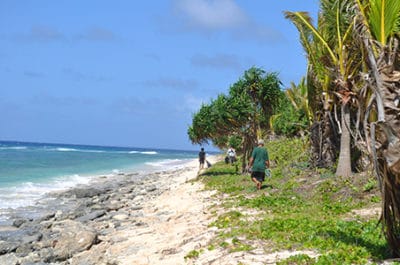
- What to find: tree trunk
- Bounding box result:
[362,38,400,257]
[336,104,352,176]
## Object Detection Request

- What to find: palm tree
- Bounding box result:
[285,0,362,176]
[352,0,400,256]
[286,77,313,127]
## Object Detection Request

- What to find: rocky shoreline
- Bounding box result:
[0,159,212,265]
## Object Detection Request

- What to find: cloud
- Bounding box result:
[191,53,242,70]
[76,27,117,41]
[24,70,45,78]
[63,68,111,82]
[29,92,99,107]
[170,0,284,43]
[111,96,175,116]
[14,25,65,42]
[180,94,205,113]
[143,77,198,91]
[11,25,116,43]
[173,0,247,30]
[144,53,161,62]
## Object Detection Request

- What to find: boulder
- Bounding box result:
[75,210,106,222]
[50,220,98,261]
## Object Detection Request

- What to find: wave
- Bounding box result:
[141,151,158,155]
[0,146,28,150]
[0,174,93,211]
[145,158,189,168]
[47,148,156,155]
[46,148,106,153]
[127,150,157,155]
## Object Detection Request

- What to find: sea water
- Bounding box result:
[0,140,200,213]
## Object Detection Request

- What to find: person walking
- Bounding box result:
[198,147,206,170]
[227,146,236,165]
[248,139,270,190]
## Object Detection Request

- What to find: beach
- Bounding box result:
[0,155,220,265]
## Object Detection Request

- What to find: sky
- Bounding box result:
[0,0,319,151]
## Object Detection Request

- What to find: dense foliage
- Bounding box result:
[191,138,385,264]
[188,0,400,256]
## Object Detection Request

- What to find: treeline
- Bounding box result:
[188,0,400,258]
[187,67,309,171]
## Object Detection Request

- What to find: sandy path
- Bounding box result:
[101,157,219,265]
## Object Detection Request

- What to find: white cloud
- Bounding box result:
[24,70,45,78]
[170,0,284,44]
[173,0,247,30]
[13,25,65,42]
[63,68,111,82]
[143,77,198,91]
[179,94,206,113]
[76,27,116,41]
[191,53,242,70]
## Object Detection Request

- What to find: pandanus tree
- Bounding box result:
[352,0,400,256]
[188,67,284,172]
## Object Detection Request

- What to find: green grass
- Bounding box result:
[197,137,389,264]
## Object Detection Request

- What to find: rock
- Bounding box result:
[50,220,98,262]
[0,253,18,265]
[15,243,33,257]
[0,240,19,254]
[145,185,157,192]
[13,218,27,228]
[105,203,123,211]
[21,232,42,244]
[112,214,129,221]
[69,188,103,198]
[75,210,106,222]
[37,212,56,222]
[38,247,55,263]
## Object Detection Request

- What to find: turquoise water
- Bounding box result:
[0,140,199,210]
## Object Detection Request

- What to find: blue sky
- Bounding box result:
[0,0,319,151]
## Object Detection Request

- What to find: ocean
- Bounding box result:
[0,140,200,215]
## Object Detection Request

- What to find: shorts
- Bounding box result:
[251,171,265,182]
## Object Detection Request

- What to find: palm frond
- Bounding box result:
[285,11,338,64]
[369,0,400,45]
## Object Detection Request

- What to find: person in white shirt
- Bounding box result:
[227,147,236,165]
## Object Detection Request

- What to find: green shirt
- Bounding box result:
[251,146,269,172]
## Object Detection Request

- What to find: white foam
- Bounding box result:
[0,146,28,150]
[0,174,93,210]
[127,150,157,155]
[145,159,192,170]
[56,148,78,152]
[51,148,105,153]
[141,151,158,155]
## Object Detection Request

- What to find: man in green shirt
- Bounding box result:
[248,139,270,190]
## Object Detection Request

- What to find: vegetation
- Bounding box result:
[188,67,287,172]
[194,138,387,264]
[188,0,400,258]
[285,0,400,255]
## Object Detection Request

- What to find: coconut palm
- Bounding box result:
[285,0,362,176]
[286,77,313,127]
[352,0,400,256]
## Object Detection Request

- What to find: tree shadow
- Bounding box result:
[323,229,391,261]
[199,170,239,177]
[261,184,273,189]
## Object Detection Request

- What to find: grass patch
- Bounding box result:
[198,137,388,264]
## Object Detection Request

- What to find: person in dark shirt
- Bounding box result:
[198,147,206,169]
[248,139,270,190]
